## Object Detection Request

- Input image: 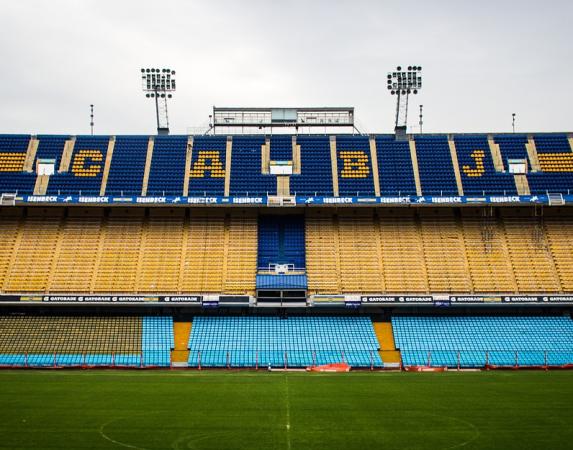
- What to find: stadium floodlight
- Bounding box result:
[141,68,176,135]
[387,65,422,136]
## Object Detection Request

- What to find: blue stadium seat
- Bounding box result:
[0,134,36,194]
[142,316,173,367]
[336,135,375,196]
[230,136,275,195]
[414,135,458,195]
[290,135,333,196]
[258,215,305,269]
[454,134,516,195]
[48,135,111,195]
[147,135,188,196]
[375,135,417,195]
[393,315,573,368]
[187,316,383,368]
[269,135,292,161]
[106,136,149,195]
[188,136,227,196]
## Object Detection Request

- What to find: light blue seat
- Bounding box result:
[393,316,573,368]
[187,316,382,368]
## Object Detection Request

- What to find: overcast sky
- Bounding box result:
[0,0,571,135]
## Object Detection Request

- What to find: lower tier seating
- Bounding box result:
[0,315,173,367]
[392,315,573,368]
[187,316,383,368]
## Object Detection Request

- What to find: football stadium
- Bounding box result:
[1,120,573,448]
[2,2,573,449]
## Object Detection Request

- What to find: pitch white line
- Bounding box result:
[285,375,291,450]
[440,415,481,450]
[98,418,150,450]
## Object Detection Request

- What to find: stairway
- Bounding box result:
[33,174,50,195]
[514,174,530,195]
[171,322,192,366]
[373,321,401,367]
[488,136,505,172]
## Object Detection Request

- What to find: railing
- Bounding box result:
[0,351,171,368]
[402,350,573,369]
[188,349,382,370]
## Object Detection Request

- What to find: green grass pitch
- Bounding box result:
[0,370,572,449]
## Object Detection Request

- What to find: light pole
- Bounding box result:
[387,65,422,137]
[512,113,516,133]
[90,104,94,136]
[141,68,176,135]
[419,104,424,134]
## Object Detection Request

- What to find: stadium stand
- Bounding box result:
[460,209,517,293]
[48,136,110,195]
[230,135,274,195]
[375,135,418,195]
[393,315,573,367]
[529,134,573,194]
[146,135,188,196]
[494,134,530,163]
[3,206,573,296]
[50,208,103,292]
[188,135,227,196]
[187,316,383,368]
[142,316,173,366]
[0,208,257,294]
[269,135,293,161]
[0,315,172,367]
[1,133,573,197]
[2,131,573,373]
[138,209,186,292]
[336,135,375,196]
[290,135,333,196]
[258,214,305,270]
[378,209,428,293]
[105,136,149,195]
[418,208,472,293]
[415,135,459,195]
[500,209,561,293]
[0,134,36,194]
[454,134,517,195]
[338,209,383,293]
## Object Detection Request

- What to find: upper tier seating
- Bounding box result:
[106,136,149,195]
[529,134,573,194]
[415,135,458,195]
[187,316,383,368]
[290,135,333,196]
[269,135,292,161]
[393,315,573,368]
[0,135,36,194]
[147,135,188,196]
[375,135,417,195]
[230,136,275,195]
[454,134,516,195]
[48,135,111,195]
[188,136,227,196]
[0,133,572,197]
[494,134,529,162]
[336,135,376,196]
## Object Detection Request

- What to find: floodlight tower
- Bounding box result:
[141,68,176,135]
[387,65,422,138]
